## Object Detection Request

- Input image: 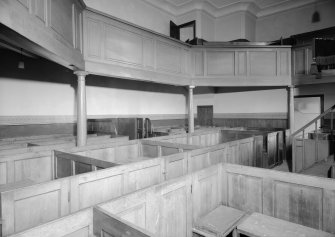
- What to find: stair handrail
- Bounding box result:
[291,104,335,137]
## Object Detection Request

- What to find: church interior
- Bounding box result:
[1,0,335,236]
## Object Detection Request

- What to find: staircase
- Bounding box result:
[290,104,335,173]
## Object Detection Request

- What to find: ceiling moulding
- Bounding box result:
[256,0,329,18]
[142,0,323,19]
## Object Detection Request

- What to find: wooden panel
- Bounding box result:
[17,0,29,9]
[0,161,7,184]
[161,146,179,156]
[227,172,262,213]
[115,144,139,162]
[267,132,278,167]
[280,51,289,75]
[323,190,335,233]
[142,144,158,158]
[294,48,306,75]
[192,166,221,222]
[1,179,70,236]
[190,153,210,172]
[237,51,247,76]
[86,18,102,58]
[207,51,234,76]
[105,24,143,66]
[273,181,323,229]
[239,141,253,166]
[118,204,146,229]
[165,155,186,180]
[94,207,152,237]
[194,51,204,76]
[209,148,225,165]
[143,38,154,69]
[160,182,189,237]
[14,156,52,183]
[227,143,239,164]
[156,41,181,73]
[10,208,93,237]
[49,0,73,45]
[250,51,276,76]
[14,189,61,232]
[32,0,46,23]
[127,165,161,193]
[78,174,123,209]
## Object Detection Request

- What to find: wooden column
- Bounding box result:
[74,71,89,147]
[288,86,295,133]
[188,85,195,133]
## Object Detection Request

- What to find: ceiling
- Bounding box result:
[143,0,321,18]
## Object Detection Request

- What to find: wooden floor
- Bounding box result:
[273,156,335,178]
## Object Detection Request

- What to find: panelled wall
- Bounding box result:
[0,0,85,69]
[83,10,192,85]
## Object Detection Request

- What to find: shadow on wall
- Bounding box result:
[0,49,187,95]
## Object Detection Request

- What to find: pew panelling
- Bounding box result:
[0,136,129,185]
[10,162,335,237]
[223,164,335,233]
[8,208,94,237]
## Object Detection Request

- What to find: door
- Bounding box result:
[197,106,213,127]
[294,96,323,137]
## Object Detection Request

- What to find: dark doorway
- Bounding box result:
[197,105,213,127]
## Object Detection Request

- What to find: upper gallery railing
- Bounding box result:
[83,8,292,87]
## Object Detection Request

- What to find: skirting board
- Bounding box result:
[0,113,288,125]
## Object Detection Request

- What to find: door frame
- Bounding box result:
[294,94,324,128]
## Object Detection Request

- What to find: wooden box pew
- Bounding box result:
[9,162,335,237]
[0,133,100,147]
[0,135,128,156]
[96,163,335,237]
[148,128,222,147]
[8,206,153,237]
[220,129,284,168]
[0,156,166,236]
[0,135,261,236]
[0,137,129,186]
[62,140,199,166]
[0,134,81,146]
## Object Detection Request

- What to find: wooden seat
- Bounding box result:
[193,205,246,237]
[236,212,335,237]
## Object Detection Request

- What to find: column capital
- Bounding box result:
[189,85,196,89]
[74,70,89,77]
[287,85,295,89]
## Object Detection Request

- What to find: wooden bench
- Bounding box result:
[193,205,245,237]
[236,212,335,237]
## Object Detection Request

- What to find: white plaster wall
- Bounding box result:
[84,0,175,36]
[199,11,215,41]
[214,12,244,41]
[86,86,186,115]
[245,13,256,41]
[194,89,288,114]
[256,0,335,41]
[0,78,75,116]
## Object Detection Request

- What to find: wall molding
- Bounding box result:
[0,113,287,125]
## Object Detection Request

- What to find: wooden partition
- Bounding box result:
[220,129,283,168]
[1,136,259,236]
[96,163,335,236]
[222,164,335,233]
[0,137,128,186]
[0,0,85,69]
[293,137,332,172]
[192,45,291,87]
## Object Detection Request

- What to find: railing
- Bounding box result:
[291,104,335,172]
